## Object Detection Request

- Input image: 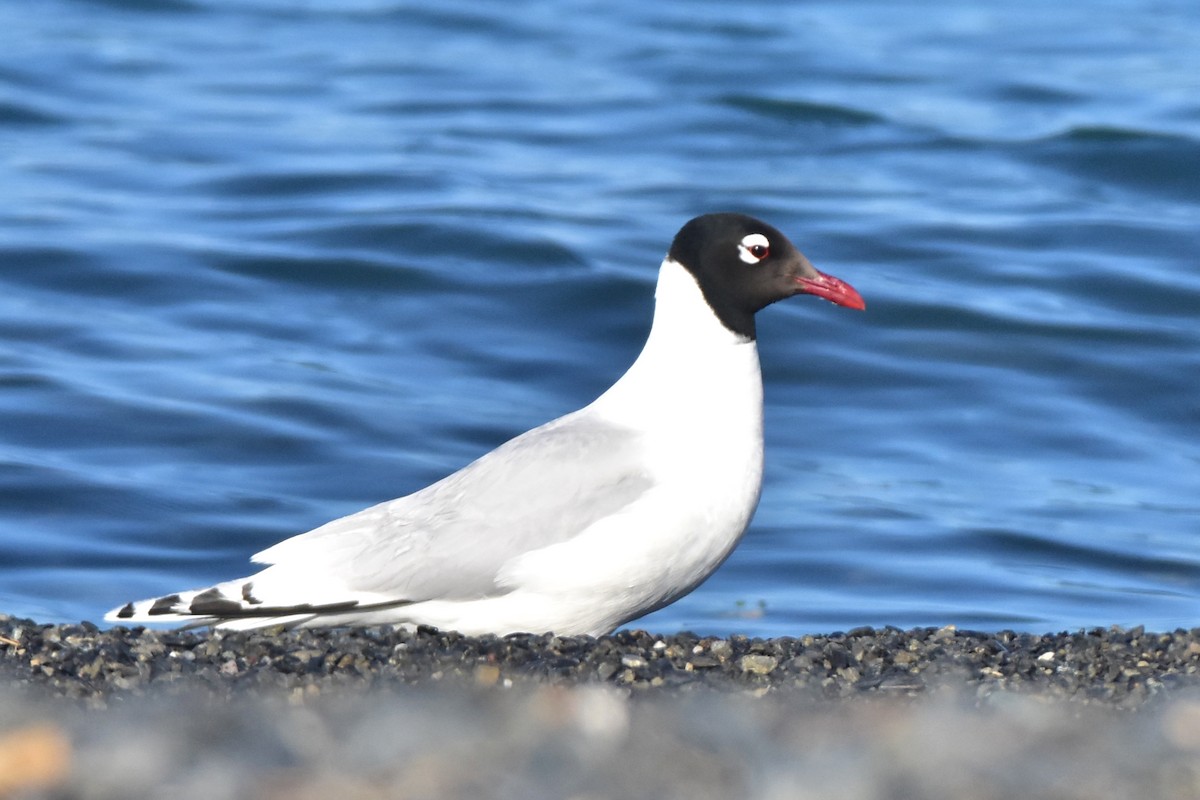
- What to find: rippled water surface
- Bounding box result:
[2,0,1198,636]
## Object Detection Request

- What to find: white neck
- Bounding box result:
[647,256,753,349]
[589,258,763,428]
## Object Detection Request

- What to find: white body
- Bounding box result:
[107,258,766,636]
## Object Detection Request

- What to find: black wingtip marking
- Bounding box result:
[130,591,414,623]
[241,582,261,604]
[188,587,247,616]
[190,596,245,616]
[187,597,421,620]
[149,594,183,615]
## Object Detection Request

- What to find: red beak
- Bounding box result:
[796,270,866,311]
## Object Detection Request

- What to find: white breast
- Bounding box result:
[492,259,766,632]
[591,257,765,499]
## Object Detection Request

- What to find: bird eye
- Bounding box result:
[738,233,771,264]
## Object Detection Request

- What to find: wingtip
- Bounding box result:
[103,594,188,624]
[101,602,137,623]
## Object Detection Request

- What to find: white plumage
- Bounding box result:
[106,213,863,635]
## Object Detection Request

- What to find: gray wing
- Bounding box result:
[252,409,655,601]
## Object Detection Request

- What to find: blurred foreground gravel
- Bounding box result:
[3,615,1200,799]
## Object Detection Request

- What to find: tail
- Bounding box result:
[103,576,407,632]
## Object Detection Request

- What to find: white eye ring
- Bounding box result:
[738,233,771,264]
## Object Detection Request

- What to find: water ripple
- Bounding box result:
[0,0,1197,634]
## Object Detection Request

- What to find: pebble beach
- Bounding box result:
[3,616,1200,798]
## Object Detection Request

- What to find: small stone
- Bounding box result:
[709,640,734,661]
[738,654,779,675]
[873,670,926,692]
[474,664,501,687]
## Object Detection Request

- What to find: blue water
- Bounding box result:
[2,0,1198,637]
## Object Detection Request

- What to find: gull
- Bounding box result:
[106,213,864,635]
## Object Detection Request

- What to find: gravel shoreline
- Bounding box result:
[4,616,1199,704]
[4,616,1200,798]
